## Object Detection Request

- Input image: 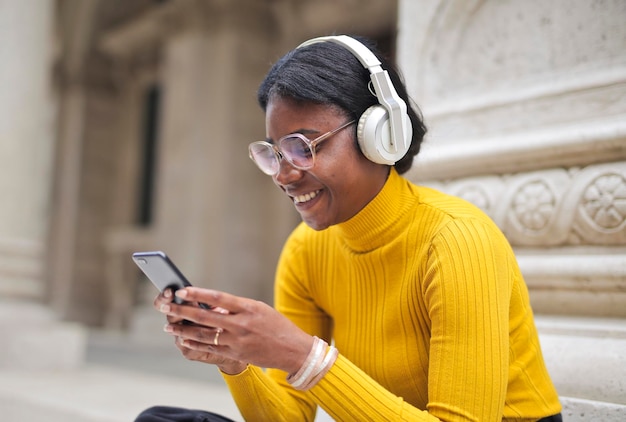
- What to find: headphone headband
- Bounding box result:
[298,35,383,70]
[296,35,411,161]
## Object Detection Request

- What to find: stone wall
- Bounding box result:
[397,0,626,418]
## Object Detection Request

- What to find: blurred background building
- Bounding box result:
[1,0,624,420]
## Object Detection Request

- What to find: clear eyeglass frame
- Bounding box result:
[248,120,356,176]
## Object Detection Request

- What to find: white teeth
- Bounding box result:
[293,190,319,204]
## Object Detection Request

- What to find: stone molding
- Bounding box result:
[0,237,44,300]
[415,161,626,247]
[410,116,626,180]
[420,66,626,146]
[519,252,626,318]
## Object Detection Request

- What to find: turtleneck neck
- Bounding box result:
[330,168,417,253]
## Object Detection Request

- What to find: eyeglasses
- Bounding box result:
[248,120,356,176]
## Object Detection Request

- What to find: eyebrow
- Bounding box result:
[265,128,321,143]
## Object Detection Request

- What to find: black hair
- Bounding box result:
[257,35,427,174]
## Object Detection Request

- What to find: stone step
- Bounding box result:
[0,365,242,422]
[0,300,87,371]
[561,396,626,422]
[536,315,626,421]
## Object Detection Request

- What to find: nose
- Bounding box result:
[273,157,304,185]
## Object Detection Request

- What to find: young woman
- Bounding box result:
[137,35,562,421]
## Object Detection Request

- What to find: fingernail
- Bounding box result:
[159,304,170,313]
[175,289,187,299]
[164,289,172,298]
[163,324,173,333]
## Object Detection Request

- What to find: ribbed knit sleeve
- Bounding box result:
[423,218,511,420]
[223,365,316,421]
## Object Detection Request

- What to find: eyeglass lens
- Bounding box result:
[249,143,280,175]
[280,136,313,168]
[249,135,314,175]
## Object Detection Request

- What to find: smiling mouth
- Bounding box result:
[293,190,321,204]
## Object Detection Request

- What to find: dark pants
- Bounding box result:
[538,414,563,422]
[135,406,562,421]
[134,406,236,422]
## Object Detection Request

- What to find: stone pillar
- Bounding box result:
[0,0,85,369]
[0,0,54,299]
[151,3,294,304]
[397,0,626,418]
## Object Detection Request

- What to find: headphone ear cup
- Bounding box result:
[357,105,407,165]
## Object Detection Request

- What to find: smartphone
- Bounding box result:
[132,251,210,309]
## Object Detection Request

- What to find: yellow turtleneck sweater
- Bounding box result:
[223,169,561,421]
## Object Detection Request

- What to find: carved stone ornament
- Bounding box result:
[581,173,626,232]
[512,180,556,233]
[422,162,626,247]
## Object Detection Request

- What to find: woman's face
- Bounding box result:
[266,97,389,230]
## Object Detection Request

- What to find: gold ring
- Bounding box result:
[213,328,222,346]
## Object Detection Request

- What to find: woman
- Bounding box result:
[137,35,562,421]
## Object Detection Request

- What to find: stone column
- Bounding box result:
[0,0,54,299]
[0,0,85,369]
[150,2,295,305]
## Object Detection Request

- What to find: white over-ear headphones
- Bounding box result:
[297,35,412,165]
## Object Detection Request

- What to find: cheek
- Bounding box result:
[316,140,367,189]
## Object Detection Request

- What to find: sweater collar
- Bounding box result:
[330,167,415,252]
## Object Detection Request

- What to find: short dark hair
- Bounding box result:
[257,35,427,174]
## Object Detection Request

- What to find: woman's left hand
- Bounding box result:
[160,287,314,376]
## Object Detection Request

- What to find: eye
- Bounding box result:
[283,136,312,158]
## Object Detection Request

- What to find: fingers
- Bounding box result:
[159,301,224,329]
[173,334,247,372]
[173,336,212,362]
[175,288,250,314]
[154,289,187,324]
[173,331,226,362]
[157,288,248,370]
[159,288,242,329]
[165,322,223,346]
[153,288,174,308]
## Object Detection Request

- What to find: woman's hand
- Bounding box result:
[154,289,246,374]
[155,287,314,376]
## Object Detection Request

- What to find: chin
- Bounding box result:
[302,217,331,231]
